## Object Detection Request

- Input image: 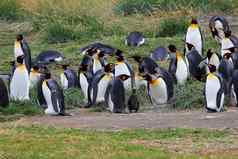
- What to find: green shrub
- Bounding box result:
[157,17,189,37]
[64,88,84,109]
[175,80,204,109]
[0,0,21,20]
[114,0,158,15]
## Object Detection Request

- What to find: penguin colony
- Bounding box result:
[0,15,238,115]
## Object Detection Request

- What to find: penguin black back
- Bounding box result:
[0,78,9,107]
[127,89,140,113]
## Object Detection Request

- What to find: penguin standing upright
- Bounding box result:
[185,19,203,55]
[88,63,114,106]
[29,65,41,89]
[218,53,234,97]
[0,78,9,107]
[168,45,188,84]
[220,32,237,57]
[92,49,107,75]
[78,65,92,105]
[231,69,238,106]
[39,72,66,115]
[60,64,79,89]
[205,64,224,112]
[105,74,130,113]
[143,74,169,105]
[14,34,31,73]
[10,55,30,101]
[114,50,133,90]
[209,16,230,44]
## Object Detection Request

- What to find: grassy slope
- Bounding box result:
[0,126,236,159]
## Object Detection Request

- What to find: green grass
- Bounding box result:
[0,0,21,21]
[0,126,235,159]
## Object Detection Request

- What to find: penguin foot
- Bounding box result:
[58,112,72,116]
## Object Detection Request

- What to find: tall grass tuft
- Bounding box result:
[157,17,189,37]
[114,0,158,15]
[0,0,22,20]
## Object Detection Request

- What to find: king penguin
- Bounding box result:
[143,74,169,105]
[105,74,130,113]
[40,72,67,115]
[114,50,133,90]
[92,49,107,75]
[0,78,9,107]
[88,63,114,106]
[209,16,231,44]
[185,19,203,56]
[231,69,238,107]
[60,64,79,89]
[29,65,41,89]
[205,64,224,112]
[10,55,30,101]
[78,64,93,105]
[221,31,236,57]
[14,34,31,73]
[168,44,188,84]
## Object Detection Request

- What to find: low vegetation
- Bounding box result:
[0,126,236,159]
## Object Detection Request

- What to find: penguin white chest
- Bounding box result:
[29,72,40,88]
[115,63,131,89]
[60,73,68,89]
[42,81,57,115]
[97,75,112,102]
[93,59,102,74]
[10,65,30,101]
[150,78,168,105]
[176,59,188,84]
[80,73,88,100]
[14,42,24,59]
[186,27,202,55]
[205,75,221,110]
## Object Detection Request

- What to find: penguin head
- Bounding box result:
[168,44,177,53]
[32,65,40,72]
[223,53,232,60]
[186,43,194,51]
[16,55,24,64]
[104,63,115,73]
[190,19,199,28]
[86,47,97,56]
[16,34,23,42]
[44,72,51,80]
[224,30,232,38]
[79,65,88,72]
[206,49,213,60]
[61,64,69,70]
[115,49,124,62]
[208,64,216,73]
[131,55,142,63]
[96,50,105,59]
[117,74,130,81]
[224,46,236,53]
[142,74,152,82]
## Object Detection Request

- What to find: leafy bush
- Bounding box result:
[114,0,158,15]
[157,17,189,37]
[64,88,85,109]
[175,80,204,109]
[0,0,21,20]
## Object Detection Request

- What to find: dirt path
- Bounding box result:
[9,107,238,130]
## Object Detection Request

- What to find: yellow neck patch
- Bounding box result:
[150,79,160,86]
[42,80,47,87]
[176,52,183,60]
[190,24,198,29]
[103,74,112,80]
[18,64,26,72]
[15,41,21,48]
[116,61,124,65]
[207,73,216,79]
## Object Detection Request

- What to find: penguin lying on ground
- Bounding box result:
[105,74,130,113]
[185,19,203,56]
[39,72,69,116]
[151,46,168,61]
[88,63,114,106]
[205,64,224,112]
[60,64,79,89]
[14,34,31,73]
[168,44,188,84]
[0,78,9,107]
[10,55,30,101]
[35,50,64,64]
[209,16,231,44]
[125,32,145,47]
